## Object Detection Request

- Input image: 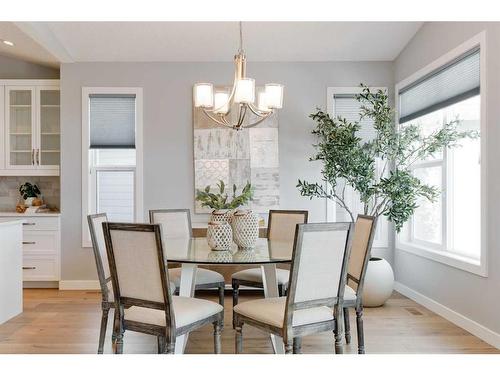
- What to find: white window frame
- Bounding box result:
[395,31,487,277]
[81,87,144,248]
[326,86,388,249]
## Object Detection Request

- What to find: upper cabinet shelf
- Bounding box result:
[0,80,60,176]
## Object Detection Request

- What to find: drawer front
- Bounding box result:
[21,217,60,231]
[22,231,58,254]
[23,256,59,281]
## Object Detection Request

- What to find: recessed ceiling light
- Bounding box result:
[2,40,14,46]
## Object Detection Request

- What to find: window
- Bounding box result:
[326,87,388,248]
[396,33,486,276]
[82,88,143,247]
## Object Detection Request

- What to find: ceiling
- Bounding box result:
[1,22,423,67]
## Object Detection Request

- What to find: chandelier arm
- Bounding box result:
[201,108,233,128]
[247,102,272,118]
[242,114,272,129]
[237,105,247,128]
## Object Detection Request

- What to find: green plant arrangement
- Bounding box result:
[196,180,253,210]
[297,84,478,232]
[19,182,41,200]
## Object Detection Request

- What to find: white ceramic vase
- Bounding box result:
[206,221,232,251]
[362,257,394,307]
[231,209,259,249]
[207,250,233,263]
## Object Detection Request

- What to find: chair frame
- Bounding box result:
[103,222,224,354]
[149,209,225,306]
[342,215,377,354]
[87,213,120,354]
[234,222,353,354]
[231,209,309,310]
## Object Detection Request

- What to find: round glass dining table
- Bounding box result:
[163,237,293,354]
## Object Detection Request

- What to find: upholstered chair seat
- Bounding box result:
[125,296,223,328]
[231,268,290,285]
[344,285,357,302]
[168,268,224,288]
[234,297,334,328]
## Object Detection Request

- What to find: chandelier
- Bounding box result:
[193,22,284,131]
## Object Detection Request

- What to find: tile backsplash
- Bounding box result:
[0,176,60,211]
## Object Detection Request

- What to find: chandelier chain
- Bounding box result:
[239,21,244,53]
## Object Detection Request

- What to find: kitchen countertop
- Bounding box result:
[0,211,61,217]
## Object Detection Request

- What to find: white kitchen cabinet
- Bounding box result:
[1,80,60,176]
[0,213,61,282]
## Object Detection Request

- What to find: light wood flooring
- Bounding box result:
[0,289,497,354]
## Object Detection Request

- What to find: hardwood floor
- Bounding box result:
[0,289,497,354]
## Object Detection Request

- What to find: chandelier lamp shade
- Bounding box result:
[193,22,284,130]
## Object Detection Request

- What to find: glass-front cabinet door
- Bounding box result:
[37,87,60,168]
[6,87,36,168]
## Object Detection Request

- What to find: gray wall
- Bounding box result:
[60,61,394,280]
[0,54,59,79]
[394,22,500,336]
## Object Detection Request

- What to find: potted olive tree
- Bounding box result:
[297,84,478,305]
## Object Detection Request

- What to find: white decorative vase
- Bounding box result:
[206,221,232,251]
[233,249,257,263]
[24,197,35,207]
[210,209,232,224]
[362,257,394,307]
[231,209,259,249]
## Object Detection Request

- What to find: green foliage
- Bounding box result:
[196,180,253,210]
[297,84,479,232]
[19,182,41,200]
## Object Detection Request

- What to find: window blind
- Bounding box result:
[334,94,376,143]
[399,47,480,124]
[89,94,136,149]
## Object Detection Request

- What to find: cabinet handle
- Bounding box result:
[36,149,40,165]
[23,222,36,226]
[22,266,36,270]
[31,149,35,165]
[22,241,36,245]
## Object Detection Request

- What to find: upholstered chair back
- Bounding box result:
[149,209,192,239]
[287,222,352,306]
[347,215,377,294]
[103,222,170,305]
[268,210,308,243]
[87,213,111,296]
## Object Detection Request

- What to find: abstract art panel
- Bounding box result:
[193,92,280,214]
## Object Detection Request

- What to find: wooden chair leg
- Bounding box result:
[218,284,225,306]
[293,337,302,354]
[235,323,243,354]
[114,333,124,354]
[157,336,166,354]
[343,307,351,344]
[285,340,293,354]
[166,342,175,354]
[356,307,365,354]
[214,322,222,354]
[334,312,344,354]
[232,280,240,329]
[111,308,118,344]
[97,306,109,354]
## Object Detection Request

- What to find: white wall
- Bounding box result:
[394,22,500,342]
[60,61,394,280]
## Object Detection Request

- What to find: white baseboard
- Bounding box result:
[59,280,100,290]
[394,281,500,349]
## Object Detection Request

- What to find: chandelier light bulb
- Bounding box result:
[214,91,230,114]
[234,78,255,104]
[265,84,284,109]
[257,91,271,113]
[194,83,214,108]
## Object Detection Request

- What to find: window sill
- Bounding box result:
[396,241,487,277]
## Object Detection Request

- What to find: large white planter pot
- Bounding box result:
[362,257,394,307]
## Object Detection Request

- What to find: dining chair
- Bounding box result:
[149,209,225,306]
[103,222,224,354]
[88,213,176,354]
[341,215,377,354]
[231,210,308,311]
[233,222,353,354]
